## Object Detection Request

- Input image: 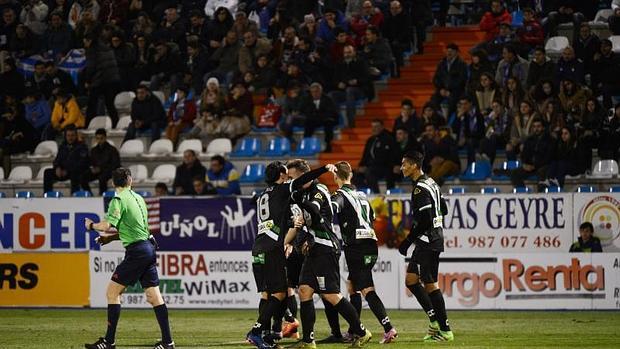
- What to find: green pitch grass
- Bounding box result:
[0,309,619,348]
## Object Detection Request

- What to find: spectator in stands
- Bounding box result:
[495,45,529,88]
[556,46,584,84]
[200,77,227,115]
[350,1,385,47]
[110,32,136,92]
[187,9,208,45]
[43,11,74,58]
[329,44,370,127]
[46,58,79,98]
[479,0,512,42]
[49,0,71,22]
[317,7,348,44]
[362,25,393,77]
[510,118,552,191]
[517,7,544,54]
[0,95,37,173]
[98,0,127,25]
[357,119,399,193]
[474,72,498,116]
[204,0,238,19]
[131,10,155,37]
[192,175,217,195]
[383,0,411,77]
[272,25,298,69]
[573,23,600,75]
[291,37,328,86]
[431,43,467,118]
[592,39,620,109]
[23,90,51,141]
[546,0,584,37]
[154,182,169,196]
[10,24,37,59]
[232,9,258,38]
[598,103,620,160]
[420,102,447,128]
[453,95,485,165]
[541,100,566,139]
[299,13,319,40]
[421,123,460,185]
[173,149,206,195]
[51,89,85,134]
[157,6,186,45]
[466,49,493,94]
[208,29,241,88]
[188,105,219,144]
[124,85,166,144]
[186,41,210,93]
[278,84,305,143]
[83,33,120,127]
[526,47,556,90]
[205,155,241,195]
[501,76,526,116]
[80,128,120,195]
[410,0,432,54]
[481,99,512,164]
[25,62,52,99]
[206,7,234,54]
[249,54,277,92]
[329,27,355,65]
[0,58,25,100]
[609,7,620,35]
[579,97,604,170]
[165,85,197,145]
[219,81,252,142]
[149,40,183,92]
[547,126,586,187]
[507,100,538,160]
[486,23,517,62]
[530,79,558,113]
[395,126,423,160]
[69,0,100,29]
[0,8,17,51]
[392,98,419,137]
[238,30,272,74]
[301,82,338,152]
[569,222,603,252]
[275,61,310,90]
[558,78,589,121]
[44,125,89,194]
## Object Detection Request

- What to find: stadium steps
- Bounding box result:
[318,25,486,190]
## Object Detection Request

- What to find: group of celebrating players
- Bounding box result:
[84,150,453,349]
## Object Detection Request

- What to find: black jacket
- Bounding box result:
[83,42,121,88]
[359,130,399,169]
[131,94,166,126]
[0,114,37,154]
[526,60,556,89]
[433,56,468,94]
[383,11,412,46]
[173,161,207,195]
[453,110,485,143]
[90,142,120,174]
[332,57,371,97]
[521,131,553,169]
[300,94,339,124]
[53,141,90,174]
[573,34,600,72]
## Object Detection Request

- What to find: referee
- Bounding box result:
[84,168,174,349]
[398,151,454,342]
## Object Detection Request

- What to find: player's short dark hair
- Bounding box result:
[265,161,287,185]
[287,159,310,173]
[403,150,424,168]
[580,222,594,233]
[112,167,131,187]
[335,161,352,181]
[211,155,225,165]
[95,128,107,137]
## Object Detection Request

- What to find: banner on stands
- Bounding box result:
[0,198,106,252]
[371,193,573,252]
[0,253,89,306]
[573,193,620,252]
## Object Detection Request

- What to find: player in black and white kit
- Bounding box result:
[398,151,454,342]
[331,161,398,344]
[284,159,371,349]
[247,161,337,349]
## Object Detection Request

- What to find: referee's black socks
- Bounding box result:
[252,296,281,335]
[408,283,437,323]
[428,289,450,331]
[105,304,121,344]
[300,300,316,343]
[334,297,366,337]
[365,291,393,333]
[153,304,173,344]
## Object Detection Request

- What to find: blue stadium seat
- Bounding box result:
[260,137,291,157]
[137,191,152,197]
[230,137,261,157]
[357,188,372,195]
[239,163,266,183]
[44,191,63,198]
[460,160,492,181]
[492,160,521,181]
[103,190,116,197]
[449,187,466,194]
[610,186,620,193]
[73,190,93,197]
[577,185,596,193]
[15,191,35,198]
[386,188,404,195]
[481,187,500,194]
[513,187,531,193]
[0,192,5,198]
[294,137,321,156]
[545,186,562,193]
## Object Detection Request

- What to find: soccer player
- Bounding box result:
[84,168,174,349]
[331,161,398,344]
[285,159,372,349]
[398,151,454,342]
[248,161,337,349]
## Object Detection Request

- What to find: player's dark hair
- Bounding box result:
[211,155,225,165]
[335,161,352,181]
[403,150,424,168]
[265,161,287,185]
[112,167,131,187]
[95,128,107,137]
[287,159,310,173]
[580,222,594,233]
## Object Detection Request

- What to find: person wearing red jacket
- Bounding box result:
[349,0,384,46]
[517,7,544,53]
[165,86,197,145]
[479,0,512,41]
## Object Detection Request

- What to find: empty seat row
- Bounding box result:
[231,137,322,158]
[1,190,153,198]
[120,138,232,158]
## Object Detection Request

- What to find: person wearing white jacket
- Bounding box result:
[19,0,48,35]
[204,0,238,19]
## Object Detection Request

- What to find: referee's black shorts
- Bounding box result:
[112,240,159,288]
[253,248,288,293]
[299,252,341,294]
[406,248,441,284]
[345,247,377,291]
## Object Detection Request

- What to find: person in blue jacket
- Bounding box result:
[23,90,52,140]
[206,154,241,195]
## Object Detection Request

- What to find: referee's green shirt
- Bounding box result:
[106,188,150,247]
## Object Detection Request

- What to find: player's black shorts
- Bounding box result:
[345,247,377,291]
[286,249,304,288]
[406,248,440,284]
[299,252,341,294]
[253,248,288,293]
[112,240,159,288]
